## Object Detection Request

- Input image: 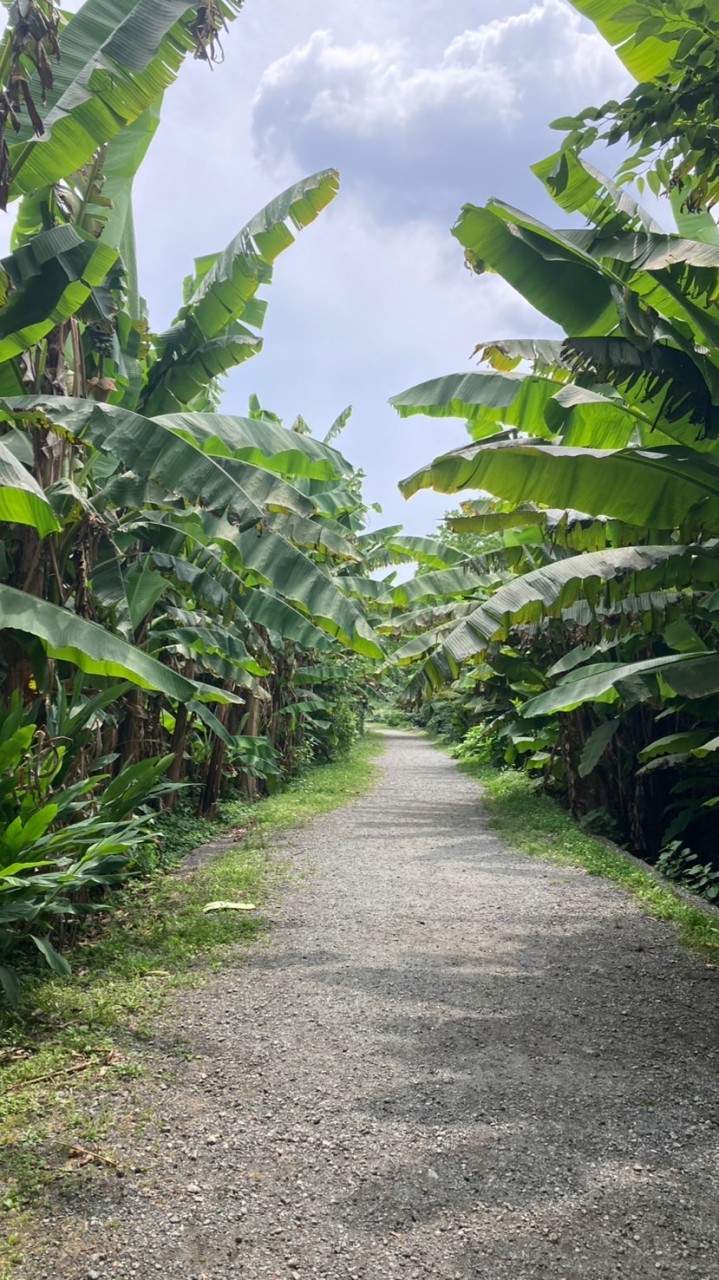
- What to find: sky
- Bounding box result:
[7,1,634,535]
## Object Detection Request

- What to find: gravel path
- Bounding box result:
[29,731,719,1280]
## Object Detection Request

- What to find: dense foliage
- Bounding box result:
[0,1,381,998]
[387,0,719,906]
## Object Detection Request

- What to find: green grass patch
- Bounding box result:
[0,734,382,1267]
[459,759,719,960]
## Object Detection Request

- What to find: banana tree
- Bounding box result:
[391,98,719,865]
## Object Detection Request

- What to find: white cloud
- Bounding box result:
[251,0,631,222]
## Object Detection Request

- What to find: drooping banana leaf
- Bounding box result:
[457,199,719,350]
[201,514,383,658]
[532,151,665,232]
[0,440,60,534]
[0,583,193,698]
[448,502,647,552]
[151,619,267,678]
[156,410,352,481]
[264,512,360,562]
[544,383,691,451]
[6,397,312,526]
[381,534,468,570]
[239,590,333,651]
[0,226,118,362]
[521,651,719,718]
[377,566,496,609]
[390,371,560,440]
[441,544,719,665]
[453,202,618,335]
[6,0,245,202]
[123,513,347,652]
[378,600,477,636]
[400,438,719,534]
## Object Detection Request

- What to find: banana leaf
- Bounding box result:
[0,440,59,534]
[7,0,244,201]
[140,170,340,416]
[400,439,719,534]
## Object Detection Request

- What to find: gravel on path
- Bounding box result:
[27,731,719,1280]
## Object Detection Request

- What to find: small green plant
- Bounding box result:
[0,697,178,1002]
[453,725,493,763]
[578,807,625,845]
[657,841,719,903]
[369,705,409,728]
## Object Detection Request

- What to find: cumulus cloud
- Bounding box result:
[252,0,631,222]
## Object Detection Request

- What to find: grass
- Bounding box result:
[458,757,719,960]
[0,733,382,1269]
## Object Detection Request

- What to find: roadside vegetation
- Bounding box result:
[370,2,719,919]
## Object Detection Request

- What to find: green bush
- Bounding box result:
[0,697,178,1002]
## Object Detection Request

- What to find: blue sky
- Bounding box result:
[8,1,634,533]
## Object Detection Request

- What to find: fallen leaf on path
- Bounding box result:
[202,901,257,913]
[67,1144,121,1170]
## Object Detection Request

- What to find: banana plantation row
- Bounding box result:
[1,0,718,998]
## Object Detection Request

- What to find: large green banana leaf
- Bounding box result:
[0,441,59,534]
[264,512,360,562]
[532,151,665,231]
[393,618,477,665]
[123,511,359,652]
[390,371,560,441]
[453,203,618,335]
[400,439,719,533]
[141,504,381,657]
[201,515,382,658]
[157,411,352,481]
[0,227,118,362]
[390,367,710,452]
[6,0,244,202]
[456,200,719,350]
[378,601,477,636]
[140,170,340,416]
[544,384,691,451]
[7,398,313,525]
[393,364,717,454]
[0,584,193,698]
[442,544,719,664]
[567,1,688,80]
[240,591,333,651]
[332,575,393,603]
[382,535,467,569]
[146,329,263,411]
[522,652,719,718]
[448,503,646,552]
[377,566,495,609]
[151,619,267,680]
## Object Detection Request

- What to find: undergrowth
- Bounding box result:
[460,759,719,960]
[0,733,382,1271]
